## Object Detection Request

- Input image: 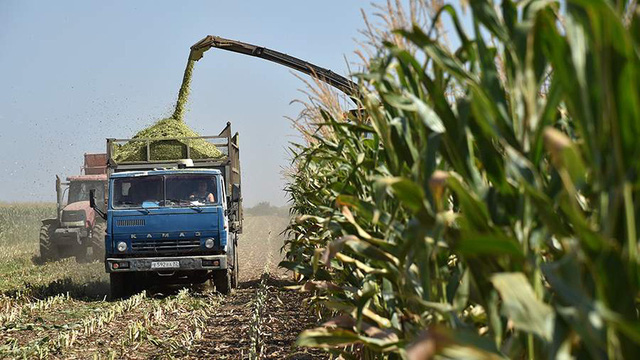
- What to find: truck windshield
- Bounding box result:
[112,174,218,209]
[113,176,163,208]
[165,174,218,206]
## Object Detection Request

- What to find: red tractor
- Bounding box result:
[39,154,107,262]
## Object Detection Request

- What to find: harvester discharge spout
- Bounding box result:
[189,35,362,103]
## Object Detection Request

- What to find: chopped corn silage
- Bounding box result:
[113,58,224,162]
[112,118,223,162]
[171,59,195,122]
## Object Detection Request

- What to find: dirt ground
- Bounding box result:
[0,213,325,359]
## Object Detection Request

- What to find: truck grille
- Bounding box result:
[131,239,200,252]
[117,219,146,227]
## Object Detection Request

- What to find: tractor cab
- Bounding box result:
[58,175,107,229]
[39,154,108,262]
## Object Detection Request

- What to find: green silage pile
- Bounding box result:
[113,59,224,162]
[112,117,223,161]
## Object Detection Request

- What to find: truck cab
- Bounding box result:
[92,123,242,298]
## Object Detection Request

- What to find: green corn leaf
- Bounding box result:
[378,177,427,214]
[297,328,362,348]
[345,237,399,266]
[456,231,524,259]
[491,272,554,340]
[446,175,492,232]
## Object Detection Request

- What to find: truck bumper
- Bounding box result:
[106,255,227,273]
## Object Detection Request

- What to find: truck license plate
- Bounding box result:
[151,261,180,269]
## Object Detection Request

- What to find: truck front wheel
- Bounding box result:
[212,270,231,295]
[110,273,138,300]
[89,222,106,262]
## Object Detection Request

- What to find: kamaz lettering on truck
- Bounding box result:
[91,122,242,298]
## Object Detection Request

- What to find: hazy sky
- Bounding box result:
[0,1,377,206]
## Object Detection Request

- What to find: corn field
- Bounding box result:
[282,0,640,359]
[0,205,321,359]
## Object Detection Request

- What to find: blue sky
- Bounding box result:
[0,1,378,206]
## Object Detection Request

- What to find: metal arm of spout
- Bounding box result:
[190,35,361,103]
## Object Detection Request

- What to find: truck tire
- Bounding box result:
[89,222,106,262]
[110,273,137,300]
[39,222,59,262]
[212,269,231,295]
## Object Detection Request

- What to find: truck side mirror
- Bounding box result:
[89,189,107,220]
[89,189,97,208]
[231,184,241,202]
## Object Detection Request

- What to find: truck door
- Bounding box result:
[221,177,229,231]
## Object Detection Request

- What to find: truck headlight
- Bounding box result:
[205,238,215,249]
[117,241,127,252]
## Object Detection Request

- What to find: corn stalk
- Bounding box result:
[283,0,640,359]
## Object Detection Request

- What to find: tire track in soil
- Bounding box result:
[189,216,278,359]
[260,278,325,360]
[189,216,326,360]
[187,285,256,359]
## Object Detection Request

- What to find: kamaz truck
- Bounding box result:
[90,123,242,298]
[40,153,107,262]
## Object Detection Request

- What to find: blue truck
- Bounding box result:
[90,122,242,298]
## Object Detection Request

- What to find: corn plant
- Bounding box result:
[0,203,54,257]
[0,292,69,326]
[249,272,270,360]
[283,0,640,359]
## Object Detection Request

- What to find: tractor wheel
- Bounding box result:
[39,222,59,262]
[110,273,138,300]
[212,269,231,295]
[75,250,89,264]
[89,222,106,262]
